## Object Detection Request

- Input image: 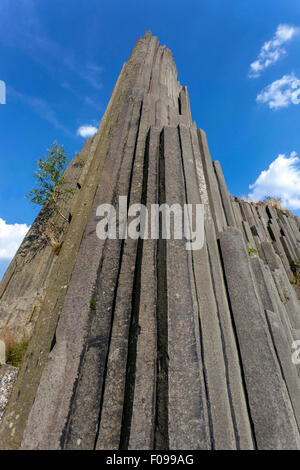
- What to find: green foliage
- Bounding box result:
[74,156,85,168]
[6,341,28,368]
[25,142,74,221]
[90,299,97,310]
[263,195,290,214]
[73,151,85,168]
[280,288,290,303]
[52,242,62,256]
[290,259,300,286]
[248,247,258,257]
[283,288,290,302]
[290,276,300,286]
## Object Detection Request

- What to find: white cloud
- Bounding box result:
[0,218,30,260]
[248,151,300,209]
[249,24,299,77]
[77,125,97,138]
[256,73,300,109]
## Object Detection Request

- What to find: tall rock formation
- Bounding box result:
[0,31,300,450]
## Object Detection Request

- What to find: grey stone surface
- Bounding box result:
[180,124,237,449]
[97,86,155,450]
[266,310,300,430]
[270,261,300,331]
[213,160,235,227]
[163,126,210,450]
[231,200,242,228]
[250,257,276,313]
[20,34,157,451]
[242,220,256,249]
[268,218,293,278]
[204,221,254,449]
[190,127,209,205]
[197,128,227,234]
[239,201,255,228]
[281,235,297,266]
[256,261,294,344]
[220,227,300,449]
[261,241,280,271]
[128,127,159,450]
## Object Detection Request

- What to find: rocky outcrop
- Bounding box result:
[0,31,300,450]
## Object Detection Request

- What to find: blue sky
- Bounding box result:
[1,0,300,279]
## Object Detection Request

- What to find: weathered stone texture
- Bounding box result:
[0,366,18,422]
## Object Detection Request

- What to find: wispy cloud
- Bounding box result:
[60,85,102,112]
[248,151,300,209]
[0,0,103,90]
[0,218,30,259]
[80,64,103,90]
[77,125,98,138]
[256,73,300,109]
[249,24,299,77]
[62,56,103,90]
[84,96,102,111]
[8,87,72,135]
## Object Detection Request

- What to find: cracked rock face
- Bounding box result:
[0,31,300,450]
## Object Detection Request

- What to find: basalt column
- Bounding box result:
[0,32,300,450]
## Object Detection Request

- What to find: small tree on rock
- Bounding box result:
[264,196,282,205]
[25,142,74,222]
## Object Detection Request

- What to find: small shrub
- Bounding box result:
[248,247,258,257]
[6,341,28,367]
[45,228,63,255]
[290,276,300,286]
[90,299,97,310]
[264,196,290,214]
[0,330,28,368]
[73,152,85,168]
[283,288,290,303]
[52,242,62,256]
